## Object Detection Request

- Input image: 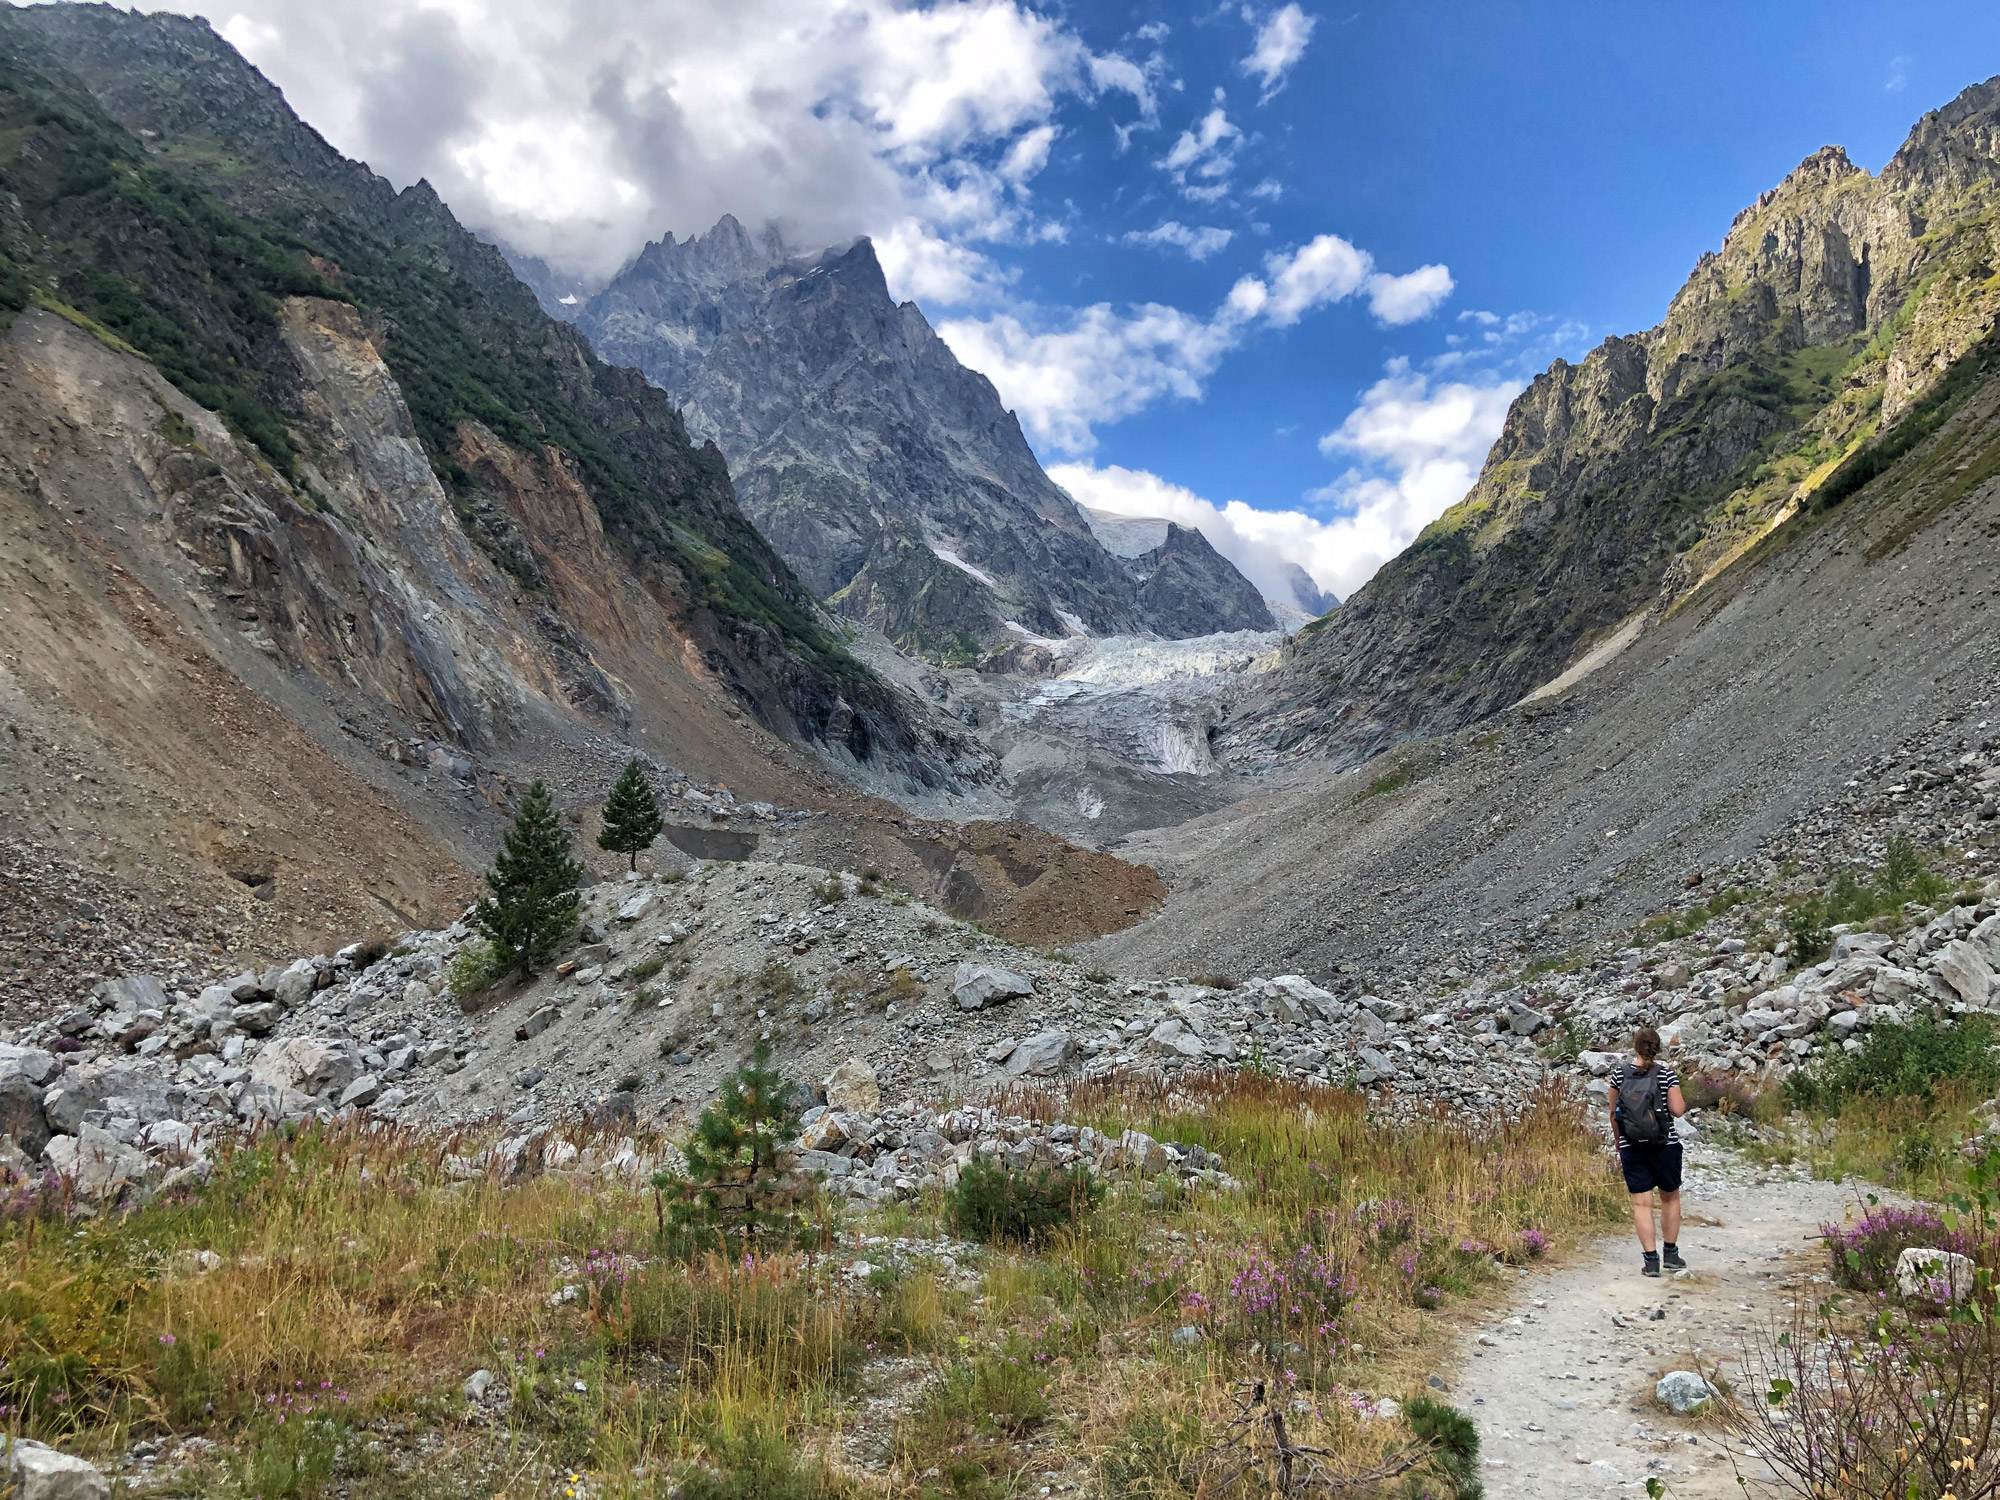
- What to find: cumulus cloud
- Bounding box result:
[170,0,1154,286]
[1306,360,1520,590]
[939,303,1239,455]
[1050,460,1345,613]
[1365,264,1454,324]
[1123,221,1235,260]
[1241,4,1316,98]
[1159,96,1242,200]
[1049,363,1518,605]
[942,233,1452,454]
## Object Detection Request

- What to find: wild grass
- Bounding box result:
[0,1072,1620,1496]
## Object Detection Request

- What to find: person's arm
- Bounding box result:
[1668,1083,1687,1118]
[1608,1071,1623,1146]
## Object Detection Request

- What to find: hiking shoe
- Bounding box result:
[1642,1251,1661,1278]
[1662,1244,1686,1271]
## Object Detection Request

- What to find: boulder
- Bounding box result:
[800,1113,847,1152]
[617,891,654,923]
[1145,1018,1207,1060]
[515,1006,559,1042]
[338,1074,384,1109]
[96,974,169,1014]
[1897,1246,1977,1302]
[1115,1129,1169,1175]
[953,964,1035,1012]
[1356,1046,1396,1082]
[1006,1030,1076,1077]
[1936,940,1996,1007]
[587,1091,638,1129]
[1506,1002,1551,1038]
[44,1124,155,1202]
[0,1069,51,1157]
[824,1057,881,1113]
[272,959,318,1010]
[0,1044,58,1087]
[1652,963,1692,991]
[463,1369,495,1403]
[231,1001,283,1037]
[1577,1050,1622,1078]
[3,1437,109,1500]
[250,1037,358,1098]
[1655,1371,1716,1414]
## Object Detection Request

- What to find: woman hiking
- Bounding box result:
[1608,1025,1688,1277]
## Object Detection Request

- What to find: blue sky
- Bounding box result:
[145,0,1997,601]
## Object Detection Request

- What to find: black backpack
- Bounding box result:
[1617,1063,1668,1145]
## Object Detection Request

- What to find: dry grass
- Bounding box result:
[0,1072,1622,1498]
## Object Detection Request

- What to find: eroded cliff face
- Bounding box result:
[570,221,1274,658]
[1233,79,2000,768]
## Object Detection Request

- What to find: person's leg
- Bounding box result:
[1630,1192,1657,1252]
[1660,1189,1681,1246]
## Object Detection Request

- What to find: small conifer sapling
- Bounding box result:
[597,756,664,871]
[656,1040,804,1252]
[474,780,584,976]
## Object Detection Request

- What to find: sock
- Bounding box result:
[1664,1242,1678,1253]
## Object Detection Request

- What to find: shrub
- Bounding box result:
[808,875,846,904]
[947,1159,1102,1245]
[1822,1203,1983,1293]
[1683,1071,1775,1118]
[678,1423,849,1500]
[628,954,667,984]
[1407,1394,1482,1500]
[474,781,584,976]
[446,939,512,1007]
[920,1342,1049,1436]
[1785,1015,2000,1110]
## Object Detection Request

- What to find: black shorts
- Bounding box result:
[1618,1141,1683,1195]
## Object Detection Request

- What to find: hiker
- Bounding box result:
[1608,1025,1688,1277]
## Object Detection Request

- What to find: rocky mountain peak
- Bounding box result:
[571,216,1273,657]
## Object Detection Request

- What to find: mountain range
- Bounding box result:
[533,219,1277,659]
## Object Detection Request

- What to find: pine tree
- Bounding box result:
[474,781,585,976]
[657,1040,804,1252]
[597,757,664,871]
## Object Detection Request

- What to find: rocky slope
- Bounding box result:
[562,220,1273,657]
[1231,78,2000,768]
[0,6,1215,977]
[1096,338,2000,983]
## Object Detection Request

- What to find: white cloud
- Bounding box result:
[939,303,1238,455]
[1123,221,1234,260]
[1159,97,1241,198]
[1232,233,1373,326]
[1304,360,1521,591]
[944,233,1451,454]
[1241,4,1316,98]
[1364,263,1454,324]
[1049,364,1518,605]
[169,0,1155,286]
[1051,460,1347,611]
[873,219,1018,306]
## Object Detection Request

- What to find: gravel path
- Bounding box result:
[1459,1142,1870,1499]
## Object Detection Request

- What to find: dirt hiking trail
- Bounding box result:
[1459,1142,1873,1499]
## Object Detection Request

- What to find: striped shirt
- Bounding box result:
[1609,1060,1681,1145]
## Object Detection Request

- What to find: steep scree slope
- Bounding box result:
[1231,78,2000,769]
[566,219,1273,657]
[1093,345,2000,983]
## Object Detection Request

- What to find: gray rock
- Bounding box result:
[1897,1246,1977,1302]
[338,1074,384,1109]
[1006,1029,1076,1077]
[96,974,169,1014]
[1169,1325,1205,1349]
[273,959,318,1010]
[0,1069,51,1157]
[1936,940,1995,1007]
[588,1091,638,1129]
[954,963,1035,1012]
[1655,1371,1716,1413]
[515,1006,559,1041]
[250,1038,358,1098]
[4,1437,109,1500]
[1356,1046,1396,1082]
[824,1057,881,1112]
[231,1001,283,1037]
[1506,1002,1551,1037]
[617,891,654,923]
[44,1123,155,1202]
[463,1369,495,1403]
